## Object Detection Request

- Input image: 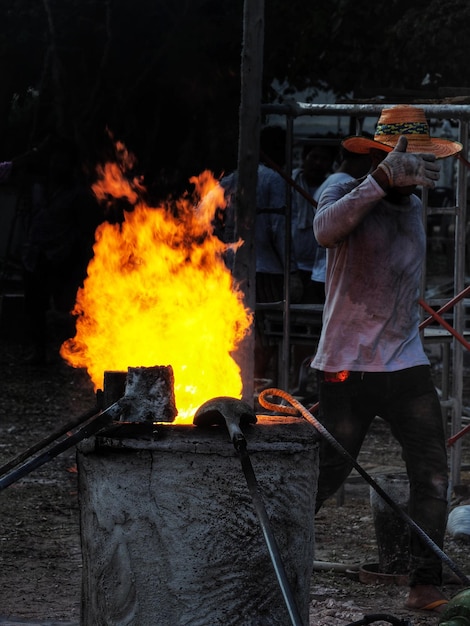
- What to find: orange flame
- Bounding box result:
[60,143,253,423]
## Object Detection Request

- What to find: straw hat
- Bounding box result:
[342,105,462,159]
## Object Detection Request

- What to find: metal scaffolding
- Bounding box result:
[261,101,470,488]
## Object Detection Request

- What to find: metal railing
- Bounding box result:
[261,101,470,487]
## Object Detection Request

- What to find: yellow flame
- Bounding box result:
[60,146,252,423]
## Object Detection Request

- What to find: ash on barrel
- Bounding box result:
[119,365,177,423]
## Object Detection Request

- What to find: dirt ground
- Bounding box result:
[1,314,470,626]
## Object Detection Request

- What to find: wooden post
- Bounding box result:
[232,0,265,406]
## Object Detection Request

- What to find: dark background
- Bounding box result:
[1,0,469,195]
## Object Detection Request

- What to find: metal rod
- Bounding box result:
[193,398,304,625]
[262,102,470,120]
[0,401,122,491]
[259,389,470,586]
[259,149,318,208]
[419,298,470,351]
[419,285,470,330]
[312,560,358,573]
[450,118,469,488]
[345,615,411,626]
[448,422,470,447]
[0,402,102,479]
[281,114,294,392]
[236,437,305,626]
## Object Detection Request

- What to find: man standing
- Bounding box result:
[292,142,336,304]
[311,105,462,613]
[220,125,300,381]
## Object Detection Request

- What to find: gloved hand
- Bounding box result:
[376,136,441,189]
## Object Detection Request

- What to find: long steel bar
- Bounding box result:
[418,299,470,351]
[262,102,470,120]
[237,439,305,626]
[450,118,469,485]
[0,403,102,479]
[0,402,122,491]
[259,389,470,586]
[420,285,470,330]
[281,114,295,392]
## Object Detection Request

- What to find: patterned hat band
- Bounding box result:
[375,121,429,137]
[342,105,463,159]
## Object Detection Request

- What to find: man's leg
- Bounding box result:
[315,373,376,511]
[386,366,449,611]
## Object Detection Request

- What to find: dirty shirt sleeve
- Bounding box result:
[314,174,386,248]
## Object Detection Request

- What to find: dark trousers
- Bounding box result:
[298,270,325,304]
[254,273,284,379]
[315,365,448,586]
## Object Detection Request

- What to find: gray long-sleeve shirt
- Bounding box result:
[311,174,429,373]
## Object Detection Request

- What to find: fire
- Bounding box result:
[60,142,253,423]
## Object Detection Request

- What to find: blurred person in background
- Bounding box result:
[291,142,336,304]
[21,137,101,364]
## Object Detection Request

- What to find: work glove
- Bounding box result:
[376,136,441,189]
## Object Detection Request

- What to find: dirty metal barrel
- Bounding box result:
[77,370,318,625]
